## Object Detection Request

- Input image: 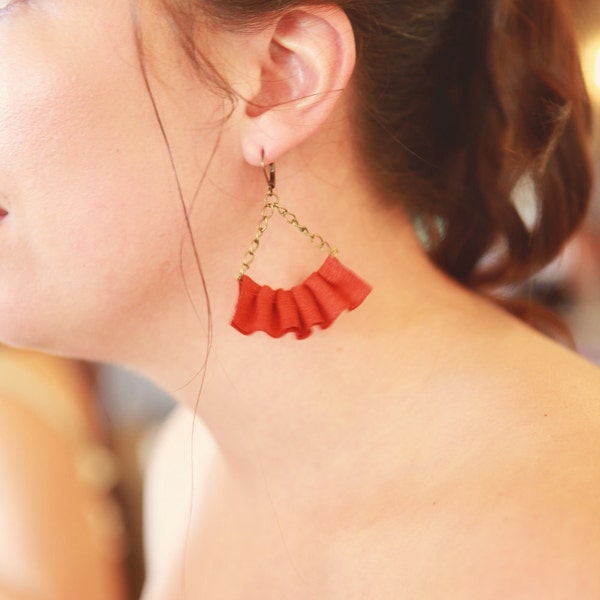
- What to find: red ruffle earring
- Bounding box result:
[230,158,372,339]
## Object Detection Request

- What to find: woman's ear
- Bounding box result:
[237,6,356,166]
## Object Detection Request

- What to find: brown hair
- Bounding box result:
[157,0,592,321]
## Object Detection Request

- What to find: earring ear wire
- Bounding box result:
[230,156,372,339]
[262,154,276,192]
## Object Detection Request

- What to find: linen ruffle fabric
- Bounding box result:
[231,255,372,339]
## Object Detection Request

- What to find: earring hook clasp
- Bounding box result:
[261,152,276,192]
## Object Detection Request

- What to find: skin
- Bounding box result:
[0,0,217,366]
[1,1,600,598]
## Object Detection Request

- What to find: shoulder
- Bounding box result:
[452,298,600,437]
[373,405,600,598]
[447,337,600,597]
[462,457,600,598]
[376,318,600,597]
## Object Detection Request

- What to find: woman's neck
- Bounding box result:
[124,142,492,515]
[163,220,472,512]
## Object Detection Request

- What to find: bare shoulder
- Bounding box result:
[461,430,600,598]
[437,329,600,596]
[350,319,600,598]
[528,341,600,584]
[461,301,600,443]
[513,326,600,438]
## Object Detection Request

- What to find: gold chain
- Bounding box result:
[236,191,338,280]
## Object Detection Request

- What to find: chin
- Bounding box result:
[0,309,85,361]
[0,325,64,357]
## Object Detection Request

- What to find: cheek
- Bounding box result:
[0,12,187,350]
[0,14,167,234]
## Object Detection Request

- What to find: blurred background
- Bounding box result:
[566,0,600,363]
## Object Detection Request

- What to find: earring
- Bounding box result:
[230,157,372,339]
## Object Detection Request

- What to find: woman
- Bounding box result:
[1,0,599,598]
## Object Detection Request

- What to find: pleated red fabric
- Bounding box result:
[231,256,372,339]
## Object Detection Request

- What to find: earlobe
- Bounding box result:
[240,6,356,166]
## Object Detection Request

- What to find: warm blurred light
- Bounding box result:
[582,38,600,100]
